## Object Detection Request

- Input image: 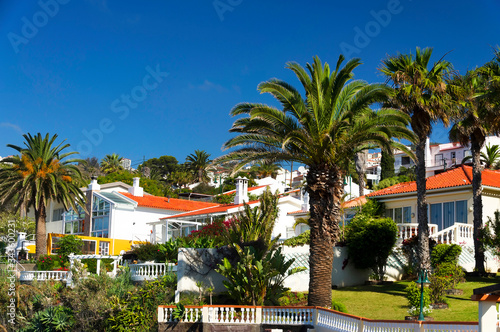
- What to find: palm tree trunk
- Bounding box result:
[306,163,343,307]
[355,151,367,197]
[415,136,431,271]
[471,139,486,274]
[34,203,47,259]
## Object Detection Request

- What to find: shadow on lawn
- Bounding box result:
[333,282,410,298]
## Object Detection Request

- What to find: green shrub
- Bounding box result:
[406,281,431,308]
[282,230,310,247]
[433,262,465,289]
[431,244,462,268]
[36,254,66,271]
[56,235,83,261]
[80,258,114,274]
[345,216,398,280]
[429,274,450,304]
[19,306,74,332]
[331,300,348,313]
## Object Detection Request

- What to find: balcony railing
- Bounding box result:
[19,270,68,282]
[158,305,479,331]
[129,263,176,282]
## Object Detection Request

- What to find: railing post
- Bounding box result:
[358,318,364,332]
[478,300,497,332]
[312,307,319,327]
[255,307,262,324]
[158,306,165,323]
[202,306,210,323]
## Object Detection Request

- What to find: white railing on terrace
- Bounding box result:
[431,223,474,245]
[262,306,314,325]
[19,270,68,282]
[207,306,258,324]
[157,305,479,331]
[129,263,176,281]
[397,223,438,242]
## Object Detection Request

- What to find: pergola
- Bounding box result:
[67,253,122,287]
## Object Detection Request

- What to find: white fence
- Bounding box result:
[129,262,177,282]
[19,270,68,282]
[158,305,479,331]
[432,223,474,246]
[397,223,438,242]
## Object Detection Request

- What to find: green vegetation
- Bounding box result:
[332,276,499,321]
[346,216,398,281]
[0,133,86,258]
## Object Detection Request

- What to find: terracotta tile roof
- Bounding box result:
[160,200,261,220]
[343,195,368,208]
[368,165,500,197]
[120,192,219,212]
[288,210,308,215]
[223,185,269,195]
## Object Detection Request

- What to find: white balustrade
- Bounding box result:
[431,223,474,245]
[157,305,481,332]
[207,306,257,324]
[129,263,176,281]
[19,270,68,282]
[397,223,438,242]
[262,307,314,325]
[316,308,359,332]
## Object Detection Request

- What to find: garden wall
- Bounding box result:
[176,245,405,294]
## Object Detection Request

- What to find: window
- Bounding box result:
[92,196,110,238]
[451,152,456,160]
[386,207,411,223]
[286,227,295,238]
[99,241,110,255]
[52,208,65,222]
[401,156,411,166]
[455,200,467,223]
[429,200,468,230]
[435,154,444,166]
[64,206,85,235]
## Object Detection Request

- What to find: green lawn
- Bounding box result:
[331,276,500,321]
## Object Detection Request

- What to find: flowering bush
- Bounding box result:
[36,254,66,271]
[188,217,232,246]
[407,305,432,317]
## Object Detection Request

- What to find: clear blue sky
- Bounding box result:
[0,0,499,167]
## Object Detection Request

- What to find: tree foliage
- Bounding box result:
[345,215,397,281]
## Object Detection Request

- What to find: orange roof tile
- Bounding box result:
[368,165,500,197]
[288,210,308,215]
[223,185,269,195]
[120,192,219,212]
[343,195,368,208]
[160,200,261,219]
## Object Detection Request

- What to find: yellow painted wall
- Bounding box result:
[47,233,144,255]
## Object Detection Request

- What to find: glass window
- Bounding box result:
[91,195,110,238]
[435,154,444,166]
[52,208,65,222]
[443,202,454,229]
[385,209,394,219]
[63,206,85,235]
[456,200,467,223]
[394,208,403,223]
[403,207,411,223]
[430,203,442,230]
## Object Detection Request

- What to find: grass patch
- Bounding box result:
[332,275,500,321]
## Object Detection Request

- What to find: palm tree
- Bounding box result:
[354,150,368,196]
[217,55,414,307]
[185,150,212,183]
[0,133,85,258]
[100,153,124,174]
[380,47,453,271]
[462,144,500,169]
[250,162,281,179]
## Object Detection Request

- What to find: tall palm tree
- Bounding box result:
[354,150,368,196]
[0,133,85,258]
[100,153,124,174]
[380,47,453,271]
[250,162,281,179]
[448,69,492,274]
[217,55,415,307]
[185,150,212,183]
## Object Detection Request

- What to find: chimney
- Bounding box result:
[234,177,249,205]
[301,192,309,212]
[129,177,144,197]
[88,176,101,191]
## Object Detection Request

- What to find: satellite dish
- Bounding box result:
[298,166,306,173]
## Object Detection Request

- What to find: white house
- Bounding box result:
[149,177,305,242]
[41,177,219,255]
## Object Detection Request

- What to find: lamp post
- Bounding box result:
[416,269,430,321]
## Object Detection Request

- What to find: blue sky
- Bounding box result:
[0,0,499,167]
